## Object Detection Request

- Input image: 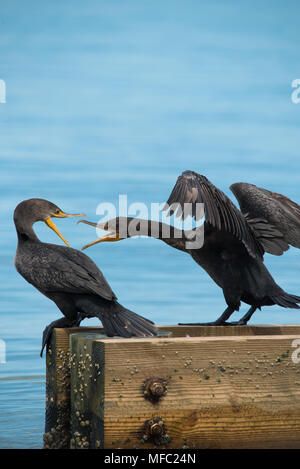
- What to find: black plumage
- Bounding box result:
[14,198,157,356]
[79,171,300,325]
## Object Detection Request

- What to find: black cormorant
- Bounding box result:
[79,171,300,325]
[14,198,157,356]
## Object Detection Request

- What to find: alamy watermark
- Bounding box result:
[0,339,6,364]
[291,338,300,364]
[94,195,205,249]
[0,79,6,103]
[291,79,300,104]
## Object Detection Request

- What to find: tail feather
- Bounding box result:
[119,308,157,336]
[271,292,300,309]
[101,304,157,337]
[100,313,117,336]
[101,311,132,337]
[75,295,157,337]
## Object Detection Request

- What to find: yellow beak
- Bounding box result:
[81,232,121,250]
[77,219,120,250]
[45,210,86,246]
[53,210,86,219]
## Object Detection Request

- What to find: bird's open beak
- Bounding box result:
[45,210,86,246]
[77,220,120,250]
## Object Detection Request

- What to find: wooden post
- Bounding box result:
[44,325,300,449]
[43,327,100,449]
[69,332,107,449]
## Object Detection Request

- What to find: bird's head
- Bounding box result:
[14,198,85,246]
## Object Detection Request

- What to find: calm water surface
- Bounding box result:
[1,0,300,448]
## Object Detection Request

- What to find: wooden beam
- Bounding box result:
[44,325,300,448]
[161,324,300,337]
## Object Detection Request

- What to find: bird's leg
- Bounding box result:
[226,306,257,326]
[178,306,236,326]
[41,315,84,357]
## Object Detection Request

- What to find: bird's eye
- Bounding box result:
[55,209,60,215]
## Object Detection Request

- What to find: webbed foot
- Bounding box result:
[178,306,236,327]
[178,320,227,326]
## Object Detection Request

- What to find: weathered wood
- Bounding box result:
[160,324,300,338]
[43,327,100,449]
[69,329,172,449]
[44,325,300,448]
[43,326,171,448]
[69,332,107,449]
[84,333,300,449]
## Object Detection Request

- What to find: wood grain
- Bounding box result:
[43,327,101,448]
[91,334,300,448]
[45,325,300,448]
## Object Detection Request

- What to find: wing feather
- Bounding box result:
[231,182,300,255]
[21,243,117,300]
[164,171,263,258]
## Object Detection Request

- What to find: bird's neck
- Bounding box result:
[15,223,40,244]
[122,218,188,251]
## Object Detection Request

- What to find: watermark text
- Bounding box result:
[94,195,205,249]
[0,79,6,103]
[291,338,300,364]
[291,79,300,104]
[0,339,6,364]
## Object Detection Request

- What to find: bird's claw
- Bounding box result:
[40,314,87,357]
[41,324,53,357]
[178,321,227,326]
[178,320,248,327]
[223,320,248,326]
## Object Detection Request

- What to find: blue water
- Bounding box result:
[1,0,300,449]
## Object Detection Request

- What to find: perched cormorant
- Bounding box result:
[14,198,157,356]
[79,171,300,325]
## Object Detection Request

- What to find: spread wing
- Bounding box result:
[19,243,117,301]
[230,182,300,256]
[163,170,263,259]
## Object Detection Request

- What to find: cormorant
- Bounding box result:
[79,171,300,325]
[14,198,157,356]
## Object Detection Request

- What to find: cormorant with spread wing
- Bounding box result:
[14,198,157,356]
[79,171,300,325]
